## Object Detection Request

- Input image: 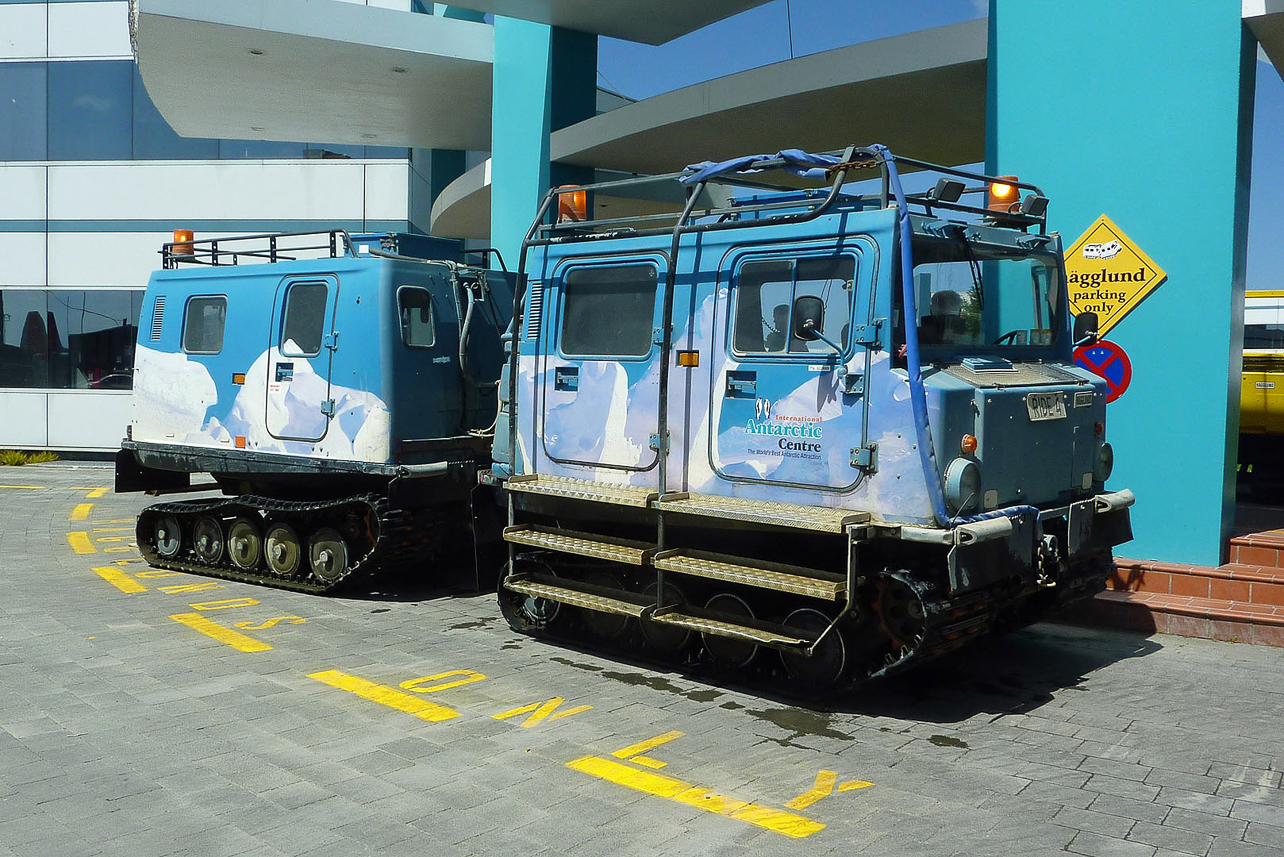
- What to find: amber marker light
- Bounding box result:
[987,176,1019,213]
[676,350,700,367]
[1095,421,1104,436]
[232,373,246,385]
[961,434,978,454]
[235,436,247,449]
[173,228,195,256]
[557,186,587,223]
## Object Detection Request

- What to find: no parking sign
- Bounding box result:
[1073,340,1132,403]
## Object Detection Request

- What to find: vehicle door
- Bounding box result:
[266,276,339,442]
[707,245,873,491]
[537,256,665,474]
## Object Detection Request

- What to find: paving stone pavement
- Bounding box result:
[1,463,1282,857]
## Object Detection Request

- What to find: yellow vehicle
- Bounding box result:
[1242,290,1284,435]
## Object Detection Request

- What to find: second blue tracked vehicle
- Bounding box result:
[488,145,1135,685]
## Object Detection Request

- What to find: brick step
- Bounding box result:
[1228,529,1284,567]
[1108,558,1284,606]
[1069,589,1284,648]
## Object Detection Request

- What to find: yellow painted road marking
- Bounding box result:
[307,670,459,722]
[492,696,592,728]
[401,670,487,694]
[68,486,109,495]
[70,503,94,521]
[159,582,223,594]
[612,730,684,759]
[0,484,44,490]
[95,535,131,542]
[136,569,182,577]
[98,519,133,524]
[190,597,259,611]
[92,526,133,533]
[170,613,271,653]
[114,557,146,566]
[631,756,668,770]
[85,487,108,499]
[235,616,306,630]
[567,755,824,838]
[93,566,147,594]
[785,770,873,810]
[68,532,96,554]
[103,547,137,553]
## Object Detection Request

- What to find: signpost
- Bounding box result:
[1064,214,1168,337]
[1074,341,1132,403]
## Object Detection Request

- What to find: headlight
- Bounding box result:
[944,457,981,514]
[1095,441,1114,483]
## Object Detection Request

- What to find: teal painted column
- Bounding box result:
[988,1,1256,566]
[489,17,595,265]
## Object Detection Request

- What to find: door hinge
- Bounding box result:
[842,371,864,395]
[850,442,877,472]
[652,327,666,347]
[850,319,883,348]
[324,331,339,350]
[649,432,669,452]
[320,399,336,417]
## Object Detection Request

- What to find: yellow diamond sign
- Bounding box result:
[1064,214,1167,337]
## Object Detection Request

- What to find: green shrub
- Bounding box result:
[27,451,59,463]
[0,450,28,466]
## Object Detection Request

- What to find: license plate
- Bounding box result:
[1026,391,1066,422]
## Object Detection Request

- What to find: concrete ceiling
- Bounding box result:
[1246,0,1284,80]
[132,0,493,150]
[431,19,988,239]
[436,0,772,44]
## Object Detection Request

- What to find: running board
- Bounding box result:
[654,492,868,533]
[648,608,812,651]
[653,549,844,600]
[507,474,656,508]
[503,574,649,618]
[503,524,654,566]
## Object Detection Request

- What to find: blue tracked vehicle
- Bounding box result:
[116,230,513,593]
[487,145,1135,686]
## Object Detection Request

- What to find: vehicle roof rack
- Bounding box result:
[161,229,355,269]
[522,144,1049,252]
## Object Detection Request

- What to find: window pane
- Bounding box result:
[0,62,47,161]
[791,256,855,354]
[1246,324,1284,349]
[0,290,50,387]
[733,260,793,353]
[1,289,141,389]
[132,68,219,159]
[560,264,657,358]
[219,139,307,159]
[48,61,132,160]
[281,282,328,356]
[182,296,227,355]
[398,287,435,348]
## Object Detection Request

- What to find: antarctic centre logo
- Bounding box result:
[745,398,824,456]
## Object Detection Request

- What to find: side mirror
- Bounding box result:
[792,295,825,341]
[1073,311,1099,346]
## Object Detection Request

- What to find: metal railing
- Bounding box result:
[161,230,355,269]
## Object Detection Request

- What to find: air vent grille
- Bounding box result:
[150,296,165,341]
[525,282,543,340]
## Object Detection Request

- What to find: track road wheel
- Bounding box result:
[640,581,692,656]
[308,528,349,583]
[192,516,224,564]
[227,517,263,570]
[153,514,183,559]
[498,559,561,633]
[874,574,927,650]
[264,522,303,578]
[703,592,758,668]
[581,570,630,639]
[780,607,848,687]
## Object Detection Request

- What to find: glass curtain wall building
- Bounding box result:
[0,0,429,451]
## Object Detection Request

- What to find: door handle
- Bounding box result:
[725,370,756,398]
[554,366,579,391]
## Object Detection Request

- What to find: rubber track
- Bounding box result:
[136,494,425,594]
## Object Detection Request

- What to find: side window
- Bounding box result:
[181,296,227,354]
[398,287,435,348]
[560,264,658,358]
[280,282,328,357]
[732,256,856,355]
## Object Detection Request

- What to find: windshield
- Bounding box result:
[897,236,1062,351]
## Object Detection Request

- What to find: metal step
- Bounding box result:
[503,574,650,619]
[504,524,653,566]
[648,608,812,651]
[654,492,869,533]
[507,474,657,508]
[654,549,844,600]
